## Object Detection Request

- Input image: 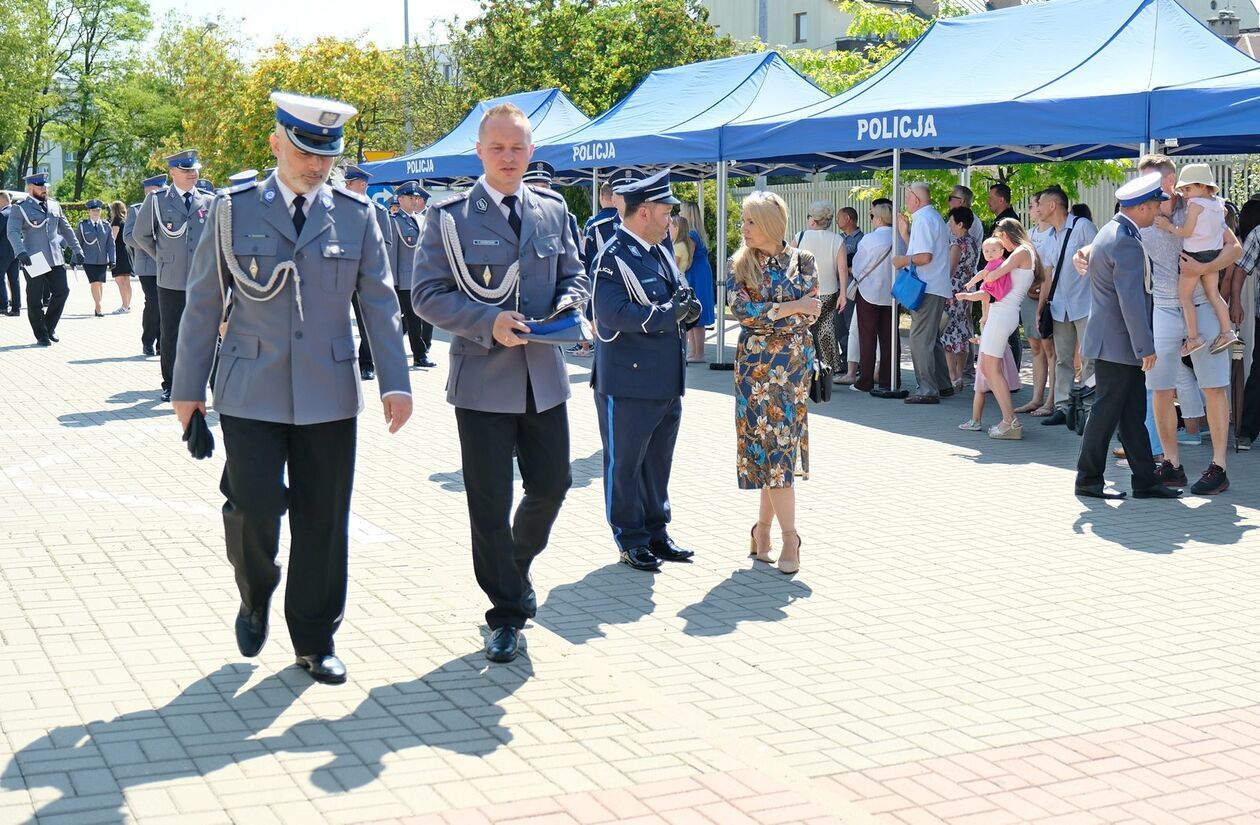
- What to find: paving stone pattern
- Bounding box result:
[1,285,1259,824]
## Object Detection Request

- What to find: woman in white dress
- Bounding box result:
[972,218,1042,439]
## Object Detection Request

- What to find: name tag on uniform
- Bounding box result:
[641,277,659,285]
[472,239,500,246]
[322,243,343,256]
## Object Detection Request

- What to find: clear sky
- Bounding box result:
[145,0,483,53]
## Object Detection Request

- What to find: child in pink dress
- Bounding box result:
[956,237,1008,336]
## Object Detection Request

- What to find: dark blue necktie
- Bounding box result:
[183,191,192,212]
[501,195,522,237]
[292,195,306,236]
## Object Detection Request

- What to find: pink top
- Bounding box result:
[980,257,1012,302]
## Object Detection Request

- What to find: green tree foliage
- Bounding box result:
[447,0,739,117]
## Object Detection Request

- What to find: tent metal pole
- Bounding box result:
[886,148,908,397]
[592,169,598,216]
[711,162,733,371]
[697,177,705,227]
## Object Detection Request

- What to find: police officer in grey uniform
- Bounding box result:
[591,169,700,571]
[123,174,167,355]
[133,150,215,401]
[0,192,21,316]
[413,102,588,664]
[77,199,115,317]
[6,172,84,345]
[172,91,413,685]
[391,181,436,368]
[342,163,396,379]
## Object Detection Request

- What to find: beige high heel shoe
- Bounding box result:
[749,522,774,562]
[778,530,801,575]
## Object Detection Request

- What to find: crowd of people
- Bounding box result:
[787,159,1255,497]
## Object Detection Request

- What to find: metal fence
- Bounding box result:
[730,155,1257,238]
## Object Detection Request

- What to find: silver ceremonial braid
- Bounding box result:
[396,217,418,250]
[80,222,99,246]
[616,257,652,306]
[19,206,47,230]
[441,209,519,305]
[158,214,188,239]
[216,195,304,322]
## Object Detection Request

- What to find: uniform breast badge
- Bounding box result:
[475,197,489,214]
[249,258,259,278]
[483,266,492,286]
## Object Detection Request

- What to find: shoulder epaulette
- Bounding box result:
[332,185,369,205]
[531,187,565,203]
[129,202,143,209]
[432,191,469,210]
[225,180,258,196]
[588,214,616,229]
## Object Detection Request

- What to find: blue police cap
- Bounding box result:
[270,91,357,157]
[343,164,370,182]
[608,168,645,189]
[395,181,429,199]
[195,179,215,193]
[1116,172,1170,208]
[615,167,680,208]
[142,174,167,189]
[227,169,258,185]
[85,199,103,209]
[166,149,202,170]
[522,160,555,185]
[23,173,48,187]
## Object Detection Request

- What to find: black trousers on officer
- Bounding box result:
[220,414,356,656]
[25,266,69,341]
[139,275,160,350]
[455,394,571,630]
[397,288,432,362]
[157,286,186,391]
[594,392,681,551]
[1076,359,1158,492]
[351,292,374,371]
[1,258,20,312]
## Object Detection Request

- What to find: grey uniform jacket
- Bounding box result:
[390,211,421,290]
[1081,215,1154,366]
[172,176,411,425]
[413,179,589,414]
[6,198,83,267]
[372,200,394,255]
[0,206,13,270]
[132,186,215,290]
[76,219,115,267]
[122,203,156,276]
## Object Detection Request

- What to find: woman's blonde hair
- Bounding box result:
[870,202,892,225]
[807,199,834,229]
[672,214,694,269]
[732,191,789,293]
[678,201,707,247]
[993,217,1045,284]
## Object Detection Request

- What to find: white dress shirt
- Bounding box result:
[481,177,526,224]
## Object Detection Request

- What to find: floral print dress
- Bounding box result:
[941,233,978,354]
[728,246,817,490]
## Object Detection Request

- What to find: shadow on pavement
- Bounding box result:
[678,566,812,637]
[535,562,656,644]
[1073,497,1257,554]
[428,449,603,493]
[67,354,152,365]
[4,654,534,822]
[57,389,168,427]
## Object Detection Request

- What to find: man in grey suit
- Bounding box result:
[413,102,588,664]
[1075,173,1180,501]
[172,91,413,684]
[123,174,167,356]
[6,172,84,345]
[133,150,215,402]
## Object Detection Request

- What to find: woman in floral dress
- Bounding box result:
[941,206,980,391]
[728,191,821,576]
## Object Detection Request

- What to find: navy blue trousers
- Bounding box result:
[595,391,681,551]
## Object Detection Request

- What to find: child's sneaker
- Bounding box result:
[1181,336,1206,357]
[958,419,983,431]
[1209,329,1240,354]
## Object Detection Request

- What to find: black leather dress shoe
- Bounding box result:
[36,338,51,347]
[1133,485,1183,499]
[296,654,347,684]
[143,345,156,357]
[904,394,940,405]
[1041,410,1068,426]
[1075,485,1126,499]
[160,389,172,403]
[485,627,521,663]
[235,603,269,657]
[414,357,437,368]
[939,386,956,398]
[648,537,695,561]
[619,544,661,571]
[360,367,375,380]
[47,332,59,343]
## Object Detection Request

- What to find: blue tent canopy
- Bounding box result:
[362,88,590,185]
[1153,66,1260,155]
[531,52,829,178]
[720,0,1259,171]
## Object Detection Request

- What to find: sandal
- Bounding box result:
[958,419,983,431]
[1209,331,1240,354]
[1030,404,1055,417]
[1182,336,1206,357]
[1014,400,1043,414]
[988,419,1024,440]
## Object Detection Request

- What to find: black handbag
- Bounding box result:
[1065,384,1095,436]
[1037,221,1077,339]
[809,362,833,403]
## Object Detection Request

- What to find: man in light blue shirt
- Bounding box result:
[1039,186,1097,425]
[893,182,952,402]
